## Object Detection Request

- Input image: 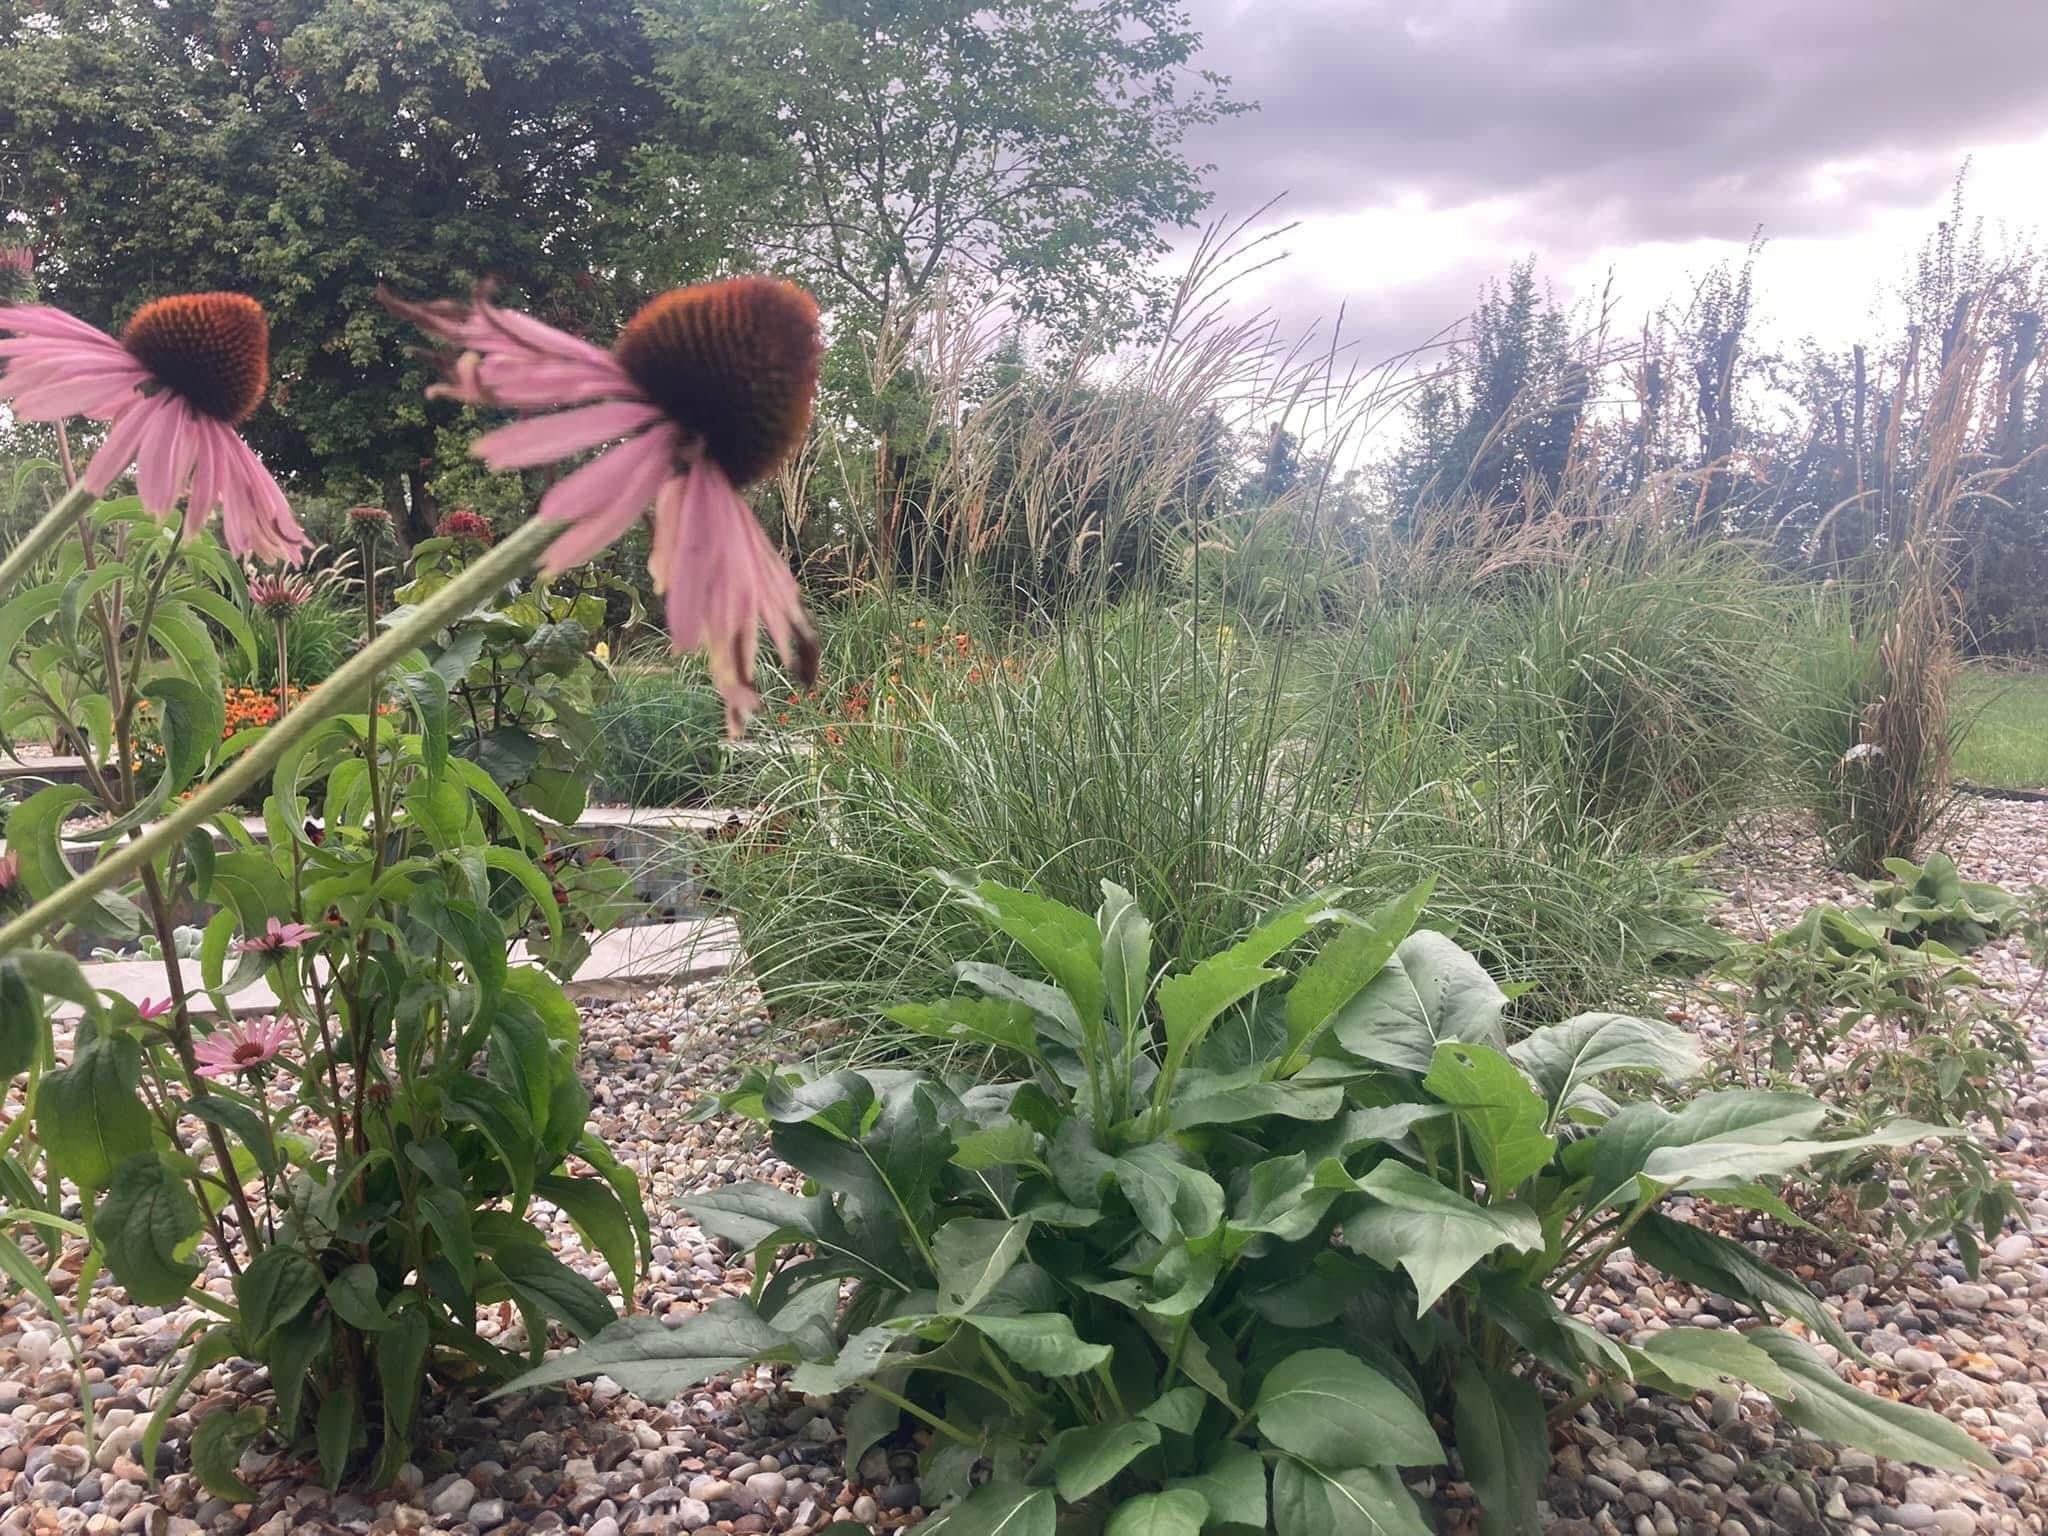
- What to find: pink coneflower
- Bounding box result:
[235,915,320,955]
[0,293,309,563]
[192,1015,294,1078]
[247,566,313,620]
[382,277,822,734]
[347,504,393,543]
[136,996,177,1021]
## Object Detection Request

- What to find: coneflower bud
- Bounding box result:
[347,504,393,543]
[614,276,821,487]
[247,568,312,620]
[0,244,35,305]
[121,293,268,424]
[435,508,493,547]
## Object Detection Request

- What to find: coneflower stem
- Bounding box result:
[0,515,563,955]
[0,482,95,602]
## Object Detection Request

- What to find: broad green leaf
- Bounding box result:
[492,1244,615,1339]
[493,1302,791,1400]
[1270,1459,1431,1536]
[1099,880,1155,1036]
[1627,1212,1856,1355]
[887,996,1043,1060]
[1170,1078,1346,1130]
[1638,1327,1796,1398]
[1050,1418,1162,1501]
[1167,1441,1267,1529]
[0,961,45,1079]
[316,1388,356,1490]
[235,1246,322,1346]
[1139,1386,1208,1435]
[960,1312,1110,1376]
[1329,931,1507,1074]
[1253,1347,1443,1469]
[538,1174,640,1299]
[948,877,1105,1029]
[934,1216,1033,1314]
[377,1305,432,1435]
[189,1406,263,1500]
[419,1186,477,1289]
[1506,1011,1701,1126]
[1451,1361,1547,1536]
[1585,1091,1831,1208]
[954,961,1086,1047]
[269,1310,331,1434]
[326,1263,395,1332]
[1421,1042,1556,1193]
[790,1324,903,1396]
[1158,892,1334,1089]
[1114,1143,1224,1242]
[97,1154,202,1305]
[143,676,223,796]
[927,1482,1054,1536]
[1104,1490,1207,1536]
[1284,880,1433,1055]
[681,1182,816,1251]
[1748,1329,1994,1469]
[1641,1118,1947,1189]
[1337,1161,1543,1313]
[142,1327,235,1478]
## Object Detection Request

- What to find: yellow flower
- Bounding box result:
[594,640,611,663]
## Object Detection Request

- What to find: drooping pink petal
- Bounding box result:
[83,392,173,495]
[651,459,813,733]
[215,427,309,563]
[0,305,125,346]
[537,423,683,573]
[135,398,198,517]
[472,400,666,470]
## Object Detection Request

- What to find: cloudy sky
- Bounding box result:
[1180,0,2048,365]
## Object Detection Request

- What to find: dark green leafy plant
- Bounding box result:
[1717,891,2026,1273]
[590,672,727,808]
[1863,852,2019,950]
[514,878,1986,1533]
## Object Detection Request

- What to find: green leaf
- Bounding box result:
[1451,1361,1547,1536]
[235,1247,322,1347]
[1270,1459,1432,1536]
[142,1327,236,1479]
[1747,1329,1994,1470]
[1329,931,1507,1074]
[538,1175,640,1299]
[1099,880,1155,1036]
[1114,1142,1224,1242]
[1336,1161,1543,1314]
[1421,1042,1555,1193]
[97,1154,203,1305]
[144,676,223,796]
[1638,1327,1796,1398]
[948,877,1105,1029]
[1585,1091,1832,1208]
[680,1182,816,1251]
[1139,1386,1207,1435]
[934,1216,1033,1314]
[419,1185,477,1289]
[1170,1078,1346,1130]
[1253,1347,1443,1469]
[954,962,1085,1047]
[1284,880,1433,1055]
[959,1312,1111,1376]
[267,1309,331,1435]
[0,961,45,1079]
[325,1264,395,1332]
[492,1244,616,1340]
[1167,1441,1267,1529]
[789,1324,903,1396]
[928,1482,1055,1536]
[1506,1011,1702,1126]
[1104,1490,1207,1536]
[377,1305,433,1435]
[886,996,1043,1060]
[1158,892,1334,1088]
[316,1388,356,1490]
[491,1304,795,1401]
[189,1406,264,1501]
[1627,1212,1857,1356]
[1641,1118,1946,1190]
[1050,1418,1162,1501]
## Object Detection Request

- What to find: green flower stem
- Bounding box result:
[0,481,95,602]
[0,515,563,956]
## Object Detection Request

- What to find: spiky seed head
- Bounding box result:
[435,508,493,546]
[121,293,269,424]
[346,504,393,542]
[614,276,821,487]
[248,569,312,620]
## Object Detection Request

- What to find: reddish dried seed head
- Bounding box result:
[614,276,821,487]
[121,293,269,424]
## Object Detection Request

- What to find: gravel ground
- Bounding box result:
[3,799,2046,1535]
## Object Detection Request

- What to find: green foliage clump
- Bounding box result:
[520,878,1987,1533]
[591,672,728,808]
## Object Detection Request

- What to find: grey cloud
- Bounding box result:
[1184,0,2048,245]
